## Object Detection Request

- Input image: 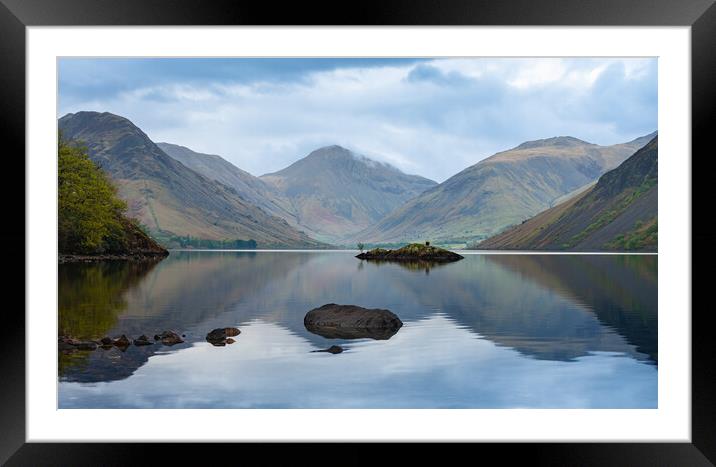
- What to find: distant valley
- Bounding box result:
[353,133,656,247]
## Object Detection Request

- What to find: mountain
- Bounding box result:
[156,142,296,222]
[259,145,438,243]
[58,112,325,248]
[353,132,657,247]
[477,136,657,251]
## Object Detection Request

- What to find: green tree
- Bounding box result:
[58,137,128,254]
[357,242,365,253]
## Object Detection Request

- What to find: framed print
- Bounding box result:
[3,0,714,464]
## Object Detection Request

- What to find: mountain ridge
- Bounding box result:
[477,136,658,251]
[58,111,326,249]
[259,145,438,243]
[352,131,656,247]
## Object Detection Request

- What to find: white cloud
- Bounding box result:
[59,58,657,182]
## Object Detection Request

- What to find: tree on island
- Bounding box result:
[357,242,365,253]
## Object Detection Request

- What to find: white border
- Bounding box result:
[27,26,690,442]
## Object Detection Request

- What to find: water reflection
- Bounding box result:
[58,251,657,408]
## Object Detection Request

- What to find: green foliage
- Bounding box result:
[58,137,129,254]
[606,218,658,251]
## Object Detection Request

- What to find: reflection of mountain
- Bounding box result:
[58,252,657,384]
[358,255,656,364]
[58,251,313,382]
[485,254,657,363]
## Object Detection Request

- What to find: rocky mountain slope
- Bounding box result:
[477,136,658,251]
[58,112,325,248]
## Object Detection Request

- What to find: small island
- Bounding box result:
[356,242,464,263]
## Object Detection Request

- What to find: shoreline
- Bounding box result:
[58,252,169,264]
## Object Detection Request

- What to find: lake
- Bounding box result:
[58,251,657,408]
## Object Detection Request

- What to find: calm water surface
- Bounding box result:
[58,251,657,408]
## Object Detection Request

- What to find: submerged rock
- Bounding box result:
[304,304,403,340]
[312,345,344,354]
[356,243,463,263]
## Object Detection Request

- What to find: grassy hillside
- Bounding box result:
[477,136,658,252]
[59,112,326,249]
[58,137,167,258]
[353,133,655,247]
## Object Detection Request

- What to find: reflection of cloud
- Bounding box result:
[59,317,656,409]
[58,58,657,182]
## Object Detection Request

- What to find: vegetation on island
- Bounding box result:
[356,242,464,262]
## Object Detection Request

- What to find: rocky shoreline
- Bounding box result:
[59,251,169,264]
[58,327,241,352]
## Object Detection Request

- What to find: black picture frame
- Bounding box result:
[2,0,713,464]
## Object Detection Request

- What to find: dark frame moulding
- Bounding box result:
[2,0,713,464]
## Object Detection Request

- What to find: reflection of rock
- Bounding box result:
[362,258,449,274]
[154,330,184,346]
[206,327,241,346]
[304,304,402,340]
[312,345,344,354]
[356,243,463,263]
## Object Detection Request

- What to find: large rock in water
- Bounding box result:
[304,304,403,340]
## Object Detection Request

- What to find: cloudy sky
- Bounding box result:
[58,57,657,182]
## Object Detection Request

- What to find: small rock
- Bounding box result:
[58,336,97,351]
[134,335,153,346]
[113,335,131,347]
[206,327,241,341]
[100,337,113,346]
[157,330,184,345]
[76,341,98,351]
[225,338,236,344]
[312,345,344,354]
[58,336,79,350]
